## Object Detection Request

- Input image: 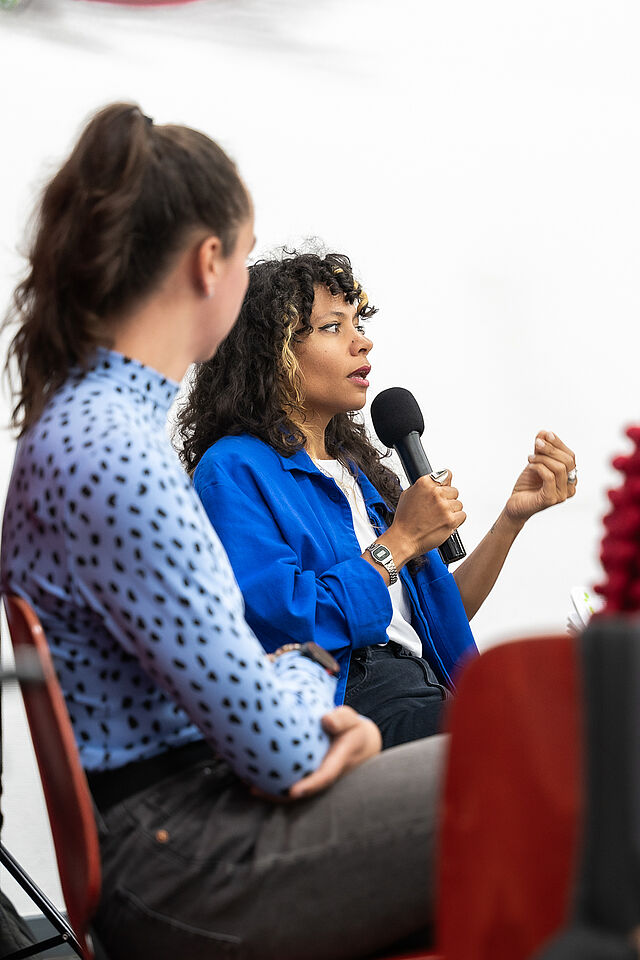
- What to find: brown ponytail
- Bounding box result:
[3,102,249,434]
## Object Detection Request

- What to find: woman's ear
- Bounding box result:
[195,235,224,299]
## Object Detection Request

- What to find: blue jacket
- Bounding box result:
[194,435,478,704]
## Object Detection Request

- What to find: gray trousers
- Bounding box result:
[93,734,447,960]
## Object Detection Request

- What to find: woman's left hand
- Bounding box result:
[249,706,381,803]
[288,707,381,799]
[504,430,577,526]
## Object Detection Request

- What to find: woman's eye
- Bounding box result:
[320,322,340,333]
[355,324,366,334]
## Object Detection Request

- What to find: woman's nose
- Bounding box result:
[351,331,373,354]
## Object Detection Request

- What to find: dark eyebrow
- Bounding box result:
[315,309,352,322]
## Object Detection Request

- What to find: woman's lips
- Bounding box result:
[347,367,371,388]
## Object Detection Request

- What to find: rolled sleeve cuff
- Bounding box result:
[321,556,393,650]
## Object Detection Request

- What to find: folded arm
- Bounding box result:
[64,437,338,795]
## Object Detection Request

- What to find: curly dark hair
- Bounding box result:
[176,250,403,516]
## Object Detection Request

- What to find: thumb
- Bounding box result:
[321,705,359,735]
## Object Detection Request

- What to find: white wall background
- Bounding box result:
[1,0,639,915]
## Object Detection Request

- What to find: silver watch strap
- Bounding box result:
[365,541,398,585]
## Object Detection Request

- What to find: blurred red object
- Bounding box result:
[81,1,201,6]
[437,635,582,960]
[596,425,640,614]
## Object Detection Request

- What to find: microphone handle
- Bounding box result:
[393,433,466,564]
[437,530,466,565]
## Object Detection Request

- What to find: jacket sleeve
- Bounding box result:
[195,461,393,658]
[412,550,478,681]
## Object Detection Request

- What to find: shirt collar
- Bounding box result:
[86,348,179,414]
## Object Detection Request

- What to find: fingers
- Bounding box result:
[528,453,568,500]
[416,484,467,532]
[530,431,577,500]
[525,461,561,507]
[416,473,465,518]
[429,469,452,486]
[320,708,381,766]
[441,492,467,528]
[395,473,467,556]
[288,708,381,800]
[414,473,459,500]
[288,747,345,799]
[319,704,361,734]
[534,432,575,471]
[452,508,467,528]
[535,430,575,462]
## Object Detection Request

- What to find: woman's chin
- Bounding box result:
[319,394,368,420]
[342,395,368,415]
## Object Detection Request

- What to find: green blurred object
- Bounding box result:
[1,0,23,8]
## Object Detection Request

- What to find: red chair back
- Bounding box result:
[4,594,101,959]
[436,635,583,960]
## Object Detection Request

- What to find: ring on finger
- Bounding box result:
[430,469,449,485]
[567,468,578,484]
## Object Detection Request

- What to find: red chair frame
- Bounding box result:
[3,594,101,960]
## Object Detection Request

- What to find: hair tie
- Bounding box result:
[143,115,154,127]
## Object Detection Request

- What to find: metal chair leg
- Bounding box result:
[0,843,85,959]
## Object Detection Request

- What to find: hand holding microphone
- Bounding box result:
[371,387,467,565]
[389,470,466,563]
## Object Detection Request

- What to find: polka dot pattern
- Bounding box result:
[1,349,335,794]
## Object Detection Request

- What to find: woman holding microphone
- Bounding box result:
[2,105,446,959]
[179,250,578,748]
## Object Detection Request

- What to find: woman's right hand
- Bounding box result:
[382,471,466,568]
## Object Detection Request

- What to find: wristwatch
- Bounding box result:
[365,541,398,585]
[271,641,340,677]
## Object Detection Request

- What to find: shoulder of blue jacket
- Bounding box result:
[194,434,288,484]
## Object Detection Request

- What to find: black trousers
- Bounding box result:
[344,643,452,748]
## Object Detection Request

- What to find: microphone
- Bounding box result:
[370,387,466,564]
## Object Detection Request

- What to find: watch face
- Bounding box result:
[371,544,391,562]
[301,642,341,676]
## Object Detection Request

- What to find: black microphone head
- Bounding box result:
[370,387,424,448]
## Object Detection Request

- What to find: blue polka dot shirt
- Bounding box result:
[1,349,336,793]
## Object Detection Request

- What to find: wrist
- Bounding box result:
[271,642,340,677]
[374,529,415,570]
[365,541,399,585]
[496,507,526,539]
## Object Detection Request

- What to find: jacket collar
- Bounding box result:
[278,446,389,512]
